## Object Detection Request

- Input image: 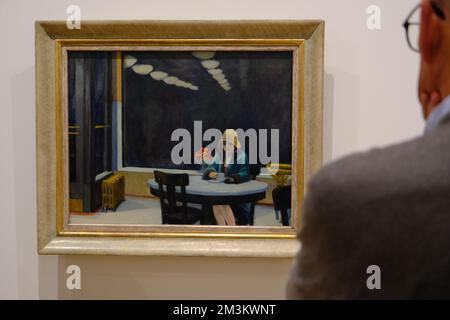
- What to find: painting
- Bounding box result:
[36,21,324,256]
[68,48,294,229]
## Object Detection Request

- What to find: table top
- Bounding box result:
[148,175,268,197]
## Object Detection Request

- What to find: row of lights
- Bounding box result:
[124,55,199,91]
[192,51,232,91]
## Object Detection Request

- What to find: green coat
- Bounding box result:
[202,151,251,184]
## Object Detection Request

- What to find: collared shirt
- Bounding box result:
[425,95,450,134]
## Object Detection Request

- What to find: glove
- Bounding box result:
[202,169,214,180]
[224,177,235,184]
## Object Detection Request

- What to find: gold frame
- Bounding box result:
[57,39,303,238]
[37,20,324,257]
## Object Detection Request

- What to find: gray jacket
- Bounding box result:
[287,116,450,299]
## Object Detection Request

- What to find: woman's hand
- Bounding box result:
[209,171,218,179]
[195,147,212,163]
[224,177,235,184]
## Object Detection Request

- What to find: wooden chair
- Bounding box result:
[154,171,202,225]
[272,185,291,226]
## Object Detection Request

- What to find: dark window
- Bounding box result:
[122,51,293,169]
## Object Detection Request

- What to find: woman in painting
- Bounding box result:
[202,129,251,226]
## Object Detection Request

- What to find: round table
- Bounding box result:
[148,175,268,205]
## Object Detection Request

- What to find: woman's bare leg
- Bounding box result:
[213,205,227,225]
[222,205,236,226]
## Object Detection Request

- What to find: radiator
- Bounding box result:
[101,174,125,212]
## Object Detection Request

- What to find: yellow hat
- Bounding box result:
[220,129,241,149]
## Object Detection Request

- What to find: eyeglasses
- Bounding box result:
[403,1,446,52]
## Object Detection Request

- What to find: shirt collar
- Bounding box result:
[425,95,450,134]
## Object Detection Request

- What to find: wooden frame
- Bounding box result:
[36,20,324,257]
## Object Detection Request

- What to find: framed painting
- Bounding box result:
[36,20,324,257]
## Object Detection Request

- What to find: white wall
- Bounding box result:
[0,0,424,299]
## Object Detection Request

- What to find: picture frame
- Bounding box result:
[36,20,324,257]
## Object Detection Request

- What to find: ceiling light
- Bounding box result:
[207,68,223,76]
[132,64,153,75]
[150,71,168,80]
[163,76,179,85]
[178,81,190,88]
[201,60,220,69]
[124,55,137,68]
[213,74,226,81]
[192,51,216,60]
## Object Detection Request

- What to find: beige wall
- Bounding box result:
[0,0,423,299]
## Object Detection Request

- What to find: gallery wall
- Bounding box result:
[0,0,423,299]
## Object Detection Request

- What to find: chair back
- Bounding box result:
[154,171,189,223]
[249,164,261,180]
[272,185,291,226]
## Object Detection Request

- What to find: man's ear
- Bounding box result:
[420,0,442,63]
